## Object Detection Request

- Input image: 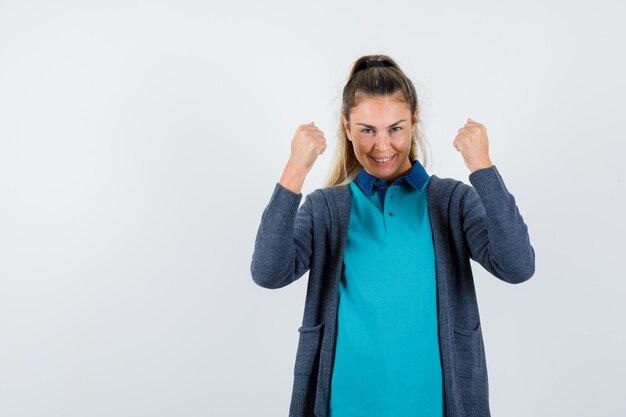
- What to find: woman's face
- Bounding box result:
[342,92,417,183]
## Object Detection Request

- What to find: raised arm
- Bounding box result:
[452,118,535,283]
[250,122,327,289]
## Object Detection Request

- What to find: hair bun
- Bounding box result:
[354,59,393,74]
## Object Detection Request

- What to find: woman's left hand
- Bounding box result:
[453,117,494,173]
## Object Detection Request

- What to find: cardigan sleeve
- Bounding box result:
[462,165,536,284]
[250,182,315,289]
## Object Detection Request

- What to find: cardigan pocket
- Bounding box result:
[294,322,324,377]
[289,323,325,417]
[453,321,484,379]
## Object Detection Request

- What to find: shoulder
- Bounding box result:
[433,166,508,203]
[301,184,351,218]
[428,174,471,197]
[302,184,350,202]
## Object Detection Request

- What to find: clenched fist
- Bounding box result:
[453,117,494,173]
[288,122,327,174]
[279,122,327,194]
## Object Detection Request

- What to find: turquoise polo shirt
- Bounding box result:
[329,159,443,417]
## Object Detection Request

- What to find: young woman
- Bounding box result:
[251,54,535,417]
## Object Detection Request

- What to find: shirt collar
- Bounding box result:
[353,159,429,195]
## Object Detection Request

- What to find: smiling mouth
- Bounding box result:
[370,154,396,165]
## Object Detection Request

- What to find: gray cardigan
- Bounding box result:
[250,165,535,417]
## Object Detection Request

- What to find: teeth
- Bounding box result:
[374,156,393,163]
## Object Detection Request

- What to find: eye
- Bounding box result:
[361,128,373,134]
[391,127,402,132]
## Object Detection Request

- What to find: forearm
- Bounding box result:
[279,159,308,194]
[250,183,312,289]
[466,166,536,283]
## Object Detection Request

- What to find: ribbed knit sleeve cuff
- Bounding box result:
[468,165,509,198]
[268,182,303,218]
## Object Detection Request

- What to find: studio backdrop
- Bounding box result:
[0,1,624,416]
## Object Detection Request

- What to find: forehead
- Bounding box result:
[351,93,411,121]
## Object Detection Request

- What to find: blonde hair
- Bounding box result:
[323,54,431,188]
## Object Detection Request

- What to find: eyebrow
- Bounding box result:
[355,119,407,129]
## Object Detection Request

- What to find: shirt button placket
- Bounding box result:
[387,188,395,217]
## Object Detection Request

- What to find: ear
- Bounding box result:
[341,114,351,141]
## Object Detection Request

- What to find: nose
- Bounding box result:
[374,132,391,151]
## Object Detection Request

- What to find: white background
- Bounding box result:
[1,1,624,416]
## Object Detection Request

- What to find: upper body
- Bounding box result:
[250,163,535,417]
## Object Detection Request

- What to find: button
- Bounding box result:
[388,211,394,217]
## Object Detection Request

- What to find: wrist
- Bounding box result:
[469,160,494,173]
[279,161,308,194]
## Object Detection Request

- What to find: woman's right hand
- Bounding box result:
[288,122,327,174]
[279,122,327,193]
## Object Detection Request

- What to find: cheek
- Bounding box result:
[356,135,376,149]
[358,144,374,156]
[352,140,369,152]
[395,134,412,148]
